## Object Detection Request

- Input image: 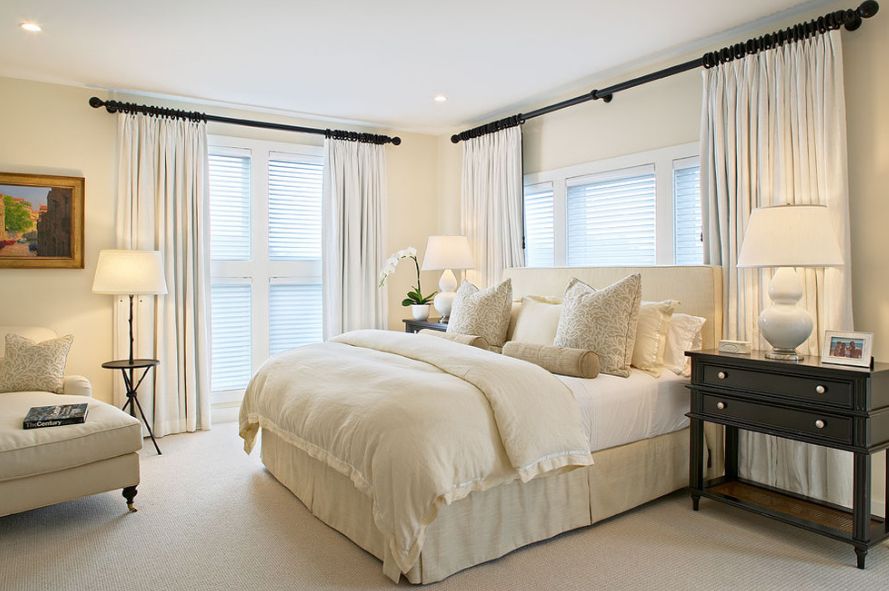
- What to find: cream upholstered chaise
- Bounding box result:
[0,326,143,517]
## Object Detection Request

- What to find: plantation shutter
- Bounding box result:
[268,157,323,260]
[268,282,323,355]
[673,164,704,264]
[210,283,252,392]
[208,153,251,261]
[523,182,555,267]
[566,166,657,266]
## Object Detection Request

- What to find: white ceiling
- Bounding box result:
[1,0,817,132]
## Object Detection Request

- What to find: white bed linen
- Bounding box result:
[560,369,690,453]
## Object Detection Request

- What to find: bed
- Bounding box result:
[240,265,724,584]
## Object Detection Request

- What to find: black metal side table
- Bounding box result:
[102,358,162,455]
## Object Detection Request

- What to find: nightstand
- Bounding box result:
[403,318,448,333]
[687,350,889,569]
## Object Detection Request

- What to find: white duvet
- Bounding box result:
[239,330,592,580]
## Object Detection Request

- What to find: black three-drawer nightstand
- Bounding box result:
[687,350,889,569]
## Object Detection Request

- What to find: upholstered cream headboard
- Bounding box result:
[503,266,723,350]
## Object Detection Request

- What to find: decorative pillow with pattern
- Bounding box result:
[0,333,74,394]
[554,274,642,377]
[446,279,513,347]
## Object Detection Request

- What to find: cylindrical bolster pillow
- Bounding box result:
[418,329,490,350]
[502,342,599,378]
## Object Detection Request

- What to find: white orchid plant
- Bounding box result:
[378,247,437,307]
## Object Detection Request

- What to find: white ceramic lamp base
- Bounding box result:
[433,269,458,321]
[759,267,813,361]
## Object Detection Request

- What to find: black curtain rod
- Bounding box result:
[451,0,879,144]
[88,97,402,146]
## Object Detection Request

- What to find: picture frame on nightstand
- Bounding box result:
[821,330,873,367]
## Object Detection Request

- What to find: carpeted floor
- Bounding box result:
[1,423,887,591]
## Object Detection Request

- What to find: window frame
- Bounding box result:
[208,135,324,405]
[523,142,699,267]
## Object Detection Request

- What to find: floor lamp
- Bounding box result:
[93,249,168,454]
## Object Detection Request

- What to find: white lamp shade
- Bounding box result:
[421,235,474,271]
[737,205,844,268]
[92,250,168,295]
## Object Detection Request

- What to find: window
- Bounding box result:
[673,160,704,265]
[522,182,555,267]
[208,138,324,405]
[522,143,702,266]
[566,166,657,266]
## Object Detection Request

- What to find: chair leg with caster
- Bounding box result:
[123,486,138,513]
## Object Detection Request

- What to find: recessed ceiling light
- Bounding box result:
[433,94,448,103]
[20,22,42,33]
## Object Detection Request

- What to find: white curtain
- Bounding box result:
[701,31,853,506]
[115,112,211,437]
[322,139,387,339]
[460,126,524,287]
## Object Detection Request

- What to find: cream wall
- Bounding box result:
[437,0,889,508]
[0,76,441,403]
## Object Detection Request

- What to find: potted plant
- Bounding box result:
[379,247,437,321]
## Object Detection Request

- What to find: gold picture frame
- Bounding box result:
[0,172,84,269]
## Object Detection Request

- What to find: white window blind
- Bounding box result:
[210,283,253,392]
[268,158,323,261]
[566,167,657,266]
[523,182,555,267]
[208,153,251,261]
[673,164,704,264]
[268,283,323,355]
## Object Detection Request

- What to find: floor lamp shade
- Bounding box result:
[93,249,167,364]
[737,205,843,360]
[92,250,168,295]
[421,236,474,321]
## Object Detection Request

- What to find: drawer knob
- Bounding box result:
[815,419,825,429]
[717,371,727,380]
[815,385,826,394]
[716,402,726,410]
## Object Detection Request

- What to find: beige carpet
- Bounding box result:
[1,423,887,591]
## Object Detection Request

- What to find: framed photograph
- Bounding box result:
[0,172,84,269]
[821,330,873,368]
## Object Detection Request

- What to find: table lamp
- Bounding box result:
[421,236,474,322]
[92,249,168,363]
[737,205,844,361]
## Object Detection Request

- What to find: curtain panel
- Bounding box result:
[322,139,388,339]
[115,113,212,437]
[460,127,524,288]
[701,30,853,506]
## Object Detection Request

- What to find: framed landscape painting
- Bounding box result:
[0,172,84,268]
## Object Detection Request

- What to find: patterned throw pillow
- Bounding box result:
[0,333,74,394]
[554,274,642,377]
[446,279,513,347]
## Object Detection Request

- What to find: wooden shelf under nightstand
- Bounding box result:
[687,349,889,569]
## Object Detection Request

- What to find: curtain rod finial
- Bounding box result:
[392,137,402,146]
[859,0,879,18]
[89,96,105,109]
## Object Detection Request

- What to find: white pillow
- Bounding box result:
[554,274,642,378]
[631,300,678,377]
[663,313,707,377]
[446,279,513,347]
[509,296,562,345]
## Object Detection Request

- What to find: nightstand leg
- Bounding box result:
[131,392,162,455]
[852,452,871,569]
[724,426,739,480]
[690,416,704,511]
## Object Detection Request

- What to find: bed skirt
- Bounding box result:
[259,424,721,584]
